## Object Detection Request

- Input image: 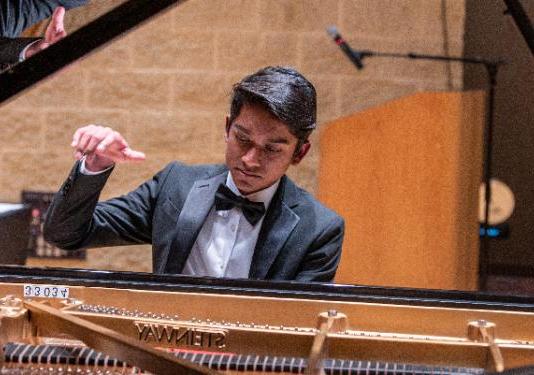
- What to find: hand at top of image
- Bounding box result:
[24,7,66,59]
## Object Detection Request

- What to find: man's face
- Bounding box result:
[225,103,309,195]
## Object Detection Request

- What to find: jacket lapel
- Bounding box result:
[249,176,301,279]
[163,171,227,273]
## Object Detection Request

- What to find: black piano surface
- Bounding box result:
[1,265,534,312]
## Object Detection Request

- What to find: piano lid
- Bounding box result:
[0,0,186,105]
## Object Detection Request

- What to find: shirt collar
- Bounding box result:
[226,172,280,210]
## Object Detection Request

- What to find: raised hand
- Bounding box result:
[71,125,146,172]
[24,7,67,59]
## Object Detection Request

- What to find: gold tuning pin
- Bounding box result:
[467,320,504,373]
[306,310,349,375]
[0,295,33,360]
[316,309,349,332]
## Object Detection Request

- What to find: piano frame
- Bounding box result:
[0,266,533,372]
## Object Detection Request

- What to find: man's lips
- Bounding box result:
[236,168,260,178]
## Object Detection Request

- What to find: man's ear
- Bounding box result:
[291,141,311,165]
[225,116,231,141]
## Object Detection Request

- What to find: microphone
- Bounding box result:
[326,26,364,70]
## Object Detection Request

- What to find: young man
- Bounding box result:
[44,66,344,282]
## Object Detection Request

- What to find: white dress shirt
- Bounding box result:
[182,173,279,278]
[79,159,279,278]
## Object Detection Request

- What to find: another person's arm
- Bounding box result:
[21,6,66,60]
[1,0,88,37]
[0,36,38,65]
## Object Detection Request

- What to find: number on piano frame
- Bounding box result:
[23,284,69,299]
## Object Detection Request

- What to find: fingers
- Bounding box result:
[74,125,112,155]
[97,145,146,163]
[122,148,146,162]
[72,125,114,153]
[97,131,128,153]
[45,7,66,44]
[26,6,67,59]
[71,125,145,164]
[51,7,66,34]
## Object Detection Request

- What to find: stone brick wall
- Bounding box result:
[0,0,466,272]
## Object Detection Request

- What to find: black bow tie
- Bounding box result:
[214,184,266,226]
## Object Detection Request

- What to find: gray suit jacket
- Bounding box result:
[0,36,38,67]
[44,161,344,282]
[1,0,88,69]
[1,0,89,37]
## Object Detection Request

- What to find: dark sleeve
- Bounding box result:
[43,161,173,251]
[0,36,39,65]
[293,215,344,283]
[1,0,89,37]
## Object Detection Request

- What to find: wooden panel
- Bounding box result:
[318,91,485,290]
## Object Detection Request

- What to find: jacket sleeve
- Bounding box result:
[293,215,345,283]
[43,161,172,251]
[1,0,89,37]
[0,36,38,65]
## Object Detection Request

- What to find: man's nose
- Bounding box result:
[242,146,261,168]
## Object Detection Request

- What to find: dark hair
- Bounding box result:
[229,66,317,152]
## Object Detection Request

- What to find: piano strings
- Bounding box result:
[3,343,485,375]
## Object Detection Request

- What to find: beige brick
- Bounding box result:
[282,132,321,196]
[308,75,340,124]
[87,72,172,110]
[64,0,129,32]
[216,31,299,72]
[12,69,87,110]
[88,246,152,272]
[306,132,321,163]
[415,70,464,92]
[299,32,377,78]
[172,72,235,113]
[126,110,221,157]
[77,36,133,72]
[303,30,464,85]
[0,151,73,202]
[339,78,418,115]
[43,111,130,152]
[132,23,215,70]
[212,137,230,164]
[366,37,465,84]
[340,0,465,41]
[286,154,318,195]
[259,0,339,32]
[0,111,44,152]
[172,0,260,31]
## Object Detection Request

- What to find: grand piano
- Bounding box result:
[1,0,534,374]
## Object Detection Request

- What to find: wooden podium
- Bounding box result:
[318,91,485,291]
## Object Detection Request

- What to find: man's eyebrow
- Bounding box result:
[234,123,289,144]
[233,124,250,134]
[266,137,289,145]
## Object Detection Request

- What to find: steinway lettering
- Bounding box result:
[134,322,227,349]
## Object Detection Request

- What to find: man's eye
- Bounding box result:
[265,146,281,154]
[236,135,250,143]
